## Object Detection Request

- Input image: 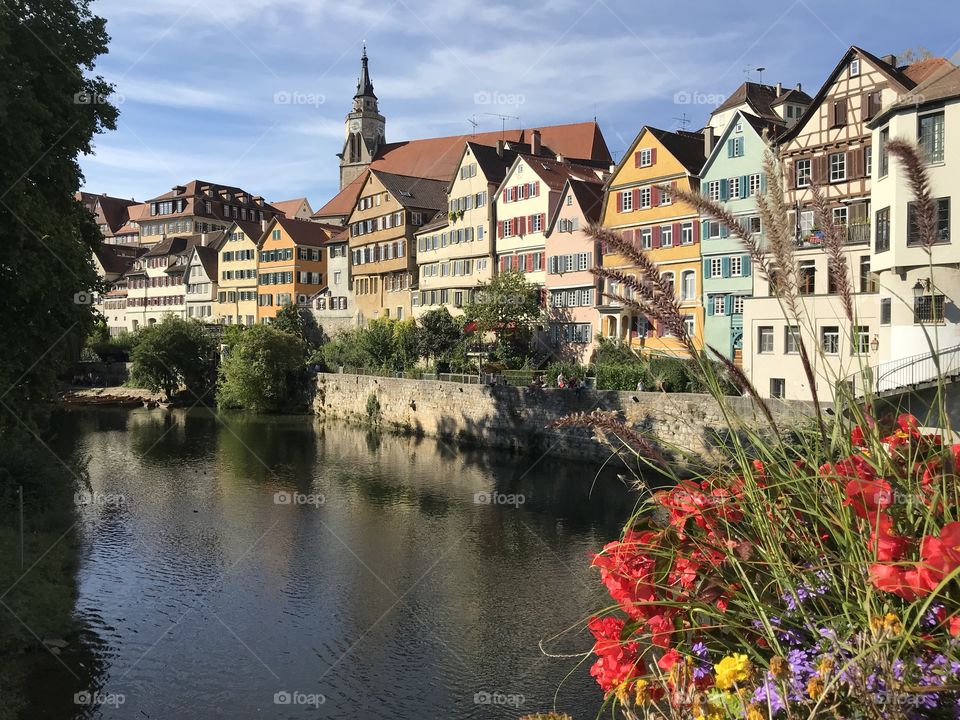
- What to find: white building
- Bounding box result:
[868,61,960,389]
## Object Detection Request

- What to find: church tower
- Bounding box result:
[339,46,385,190]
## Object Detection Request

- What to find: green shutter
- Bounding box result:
[742,254,752,276]
[719,179,729,201]
[703,258,711,279]
[722,256,731,277]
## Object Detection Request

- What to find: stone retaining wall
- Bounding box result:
[314,373,824,465]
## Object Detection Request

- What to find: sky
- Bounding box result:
[81,0,960,209]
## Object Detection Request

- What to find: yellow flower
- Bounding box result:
[615,682,631,705]
[817,656,834,676]
[714,653,753,690]
[633,679,650,705]
[747,704,766,720]
[769,656,789,679]
[807,676,824,700]
[884,613,903,636]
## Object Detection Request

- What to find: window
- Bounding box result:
[729,256,742,277]
[832,98,848,127]
[821,326,840,354]
[864,145,872,177]
[907,198,951,245]
[758,326,774,354]
[731,295,744,315]
[879,128,890,177]
[785,326,800,354]
[918,112,945,164]
[832,206,848,226]
[850,58,860,76]
[640,228,652,249]
[728,176,741,200]
[748,216,762,235]
[683,316,695,339]
[660,225,673,247]
[710,257,723,278]
[770,378,786,399]
[706,181,721,201]
[621,190,634,212]
[681,270,695,300]
[706,220,722,239]
[829,152,846,182]
[662,272,675,297]
[728,137,744,157]
[853,325,870,354]
[914,294,945,323]
[638,148,653,167]
[659,187,672,206]
[798,260,816,295]
[796,159,811,188]
[640,187,652,208]
[681,223,693,245]
[880,298,891,325]
[748,174,762,197]
[712,295,726,315]
[864,91,881,120]
[859,256,877,293]
[875,207,890,252]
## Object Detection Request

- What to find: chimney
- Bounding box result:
[795,83,802,92]
[881,54,897,67]
[531,129,542,155]
[496,139,504,157]
[704,125,716,157]
[201,232,210,246]
[555,153,565,163]
[776,82,783,97]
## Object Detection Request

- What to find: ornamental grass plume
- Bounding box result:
[559,142,960,720]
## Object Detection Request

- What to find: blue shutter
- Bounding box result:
[720,224,729,238]
[725,295,732,315]
[703,258,711,279]
[760,175,767,193]
[706,296,714,316]
[742,254,752,277]
[741,176,749,199]
[701,221,709,240]
[719,179,729,201]
[727,139,734,158]
[722,256,731,278]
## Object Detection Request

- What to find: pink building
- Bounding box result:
[544,178,605,364]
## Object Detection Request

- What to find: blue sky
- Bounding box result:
[81,0,959,208]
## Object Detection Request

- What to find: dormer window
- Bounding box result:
[850,58,860,77]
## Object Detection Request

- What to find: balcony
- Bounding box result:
[796,223,871,248]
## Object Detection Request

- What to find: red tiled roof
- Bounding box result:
[312,170,368,219]
[272,198,311,218]
[902,57,951,84]
[275,216,336,248]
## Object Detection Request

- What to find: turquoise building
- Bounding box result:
[699,110,778,362]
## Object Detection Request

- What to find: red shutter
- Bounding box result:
[616,192,623,213]
[632,188,640,209]
[651,187,660,206]
[652,226,661,248]
[535,182,540,197]
[502,189,508,203]
[693,221,700,244]
[540,213,546,230]
[497,221,503,239]
[526,254,534,272]
[634,152,642,168]
[650,148,657,165]
[623,228,634,243]
[672,222,681,241]
[518,216,526,235]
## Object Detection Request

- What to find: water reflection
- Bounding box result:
[34,408,634,719]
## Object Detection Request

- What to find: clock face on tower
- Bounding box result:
[348,119,361,133]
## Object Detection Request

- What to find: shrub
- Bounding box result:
[365,392,381,420]
[217,324,306,412]
[130,316,217,400]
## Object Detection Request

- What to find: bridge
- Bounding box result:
[846,344,960,398]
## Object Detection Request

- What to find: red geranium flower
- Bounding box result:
[869,514,910,562]
[844,476,892,520]
[869,563,927,601]
[588,615,644,692]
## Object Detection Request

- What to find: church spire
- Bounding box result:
[355,44,376,99]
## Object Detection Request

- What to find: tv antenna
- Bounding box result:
[672,112,691,130]
[466,115,479,135]
[483,113,520,138]
[756,66,766,84]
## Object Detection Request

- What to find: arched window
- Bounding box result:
[348,133,361,162]
[681,270,696,300]
[661,271,676,297]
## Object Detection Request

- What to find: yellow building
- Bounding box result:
[600,126,706,356]
[215,220,264,326]
[257,217,331,321]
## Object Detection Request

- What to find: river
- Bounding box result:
[30,407,635,719]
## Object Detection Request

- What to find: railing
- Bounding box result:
[846,344,960,396]
[332,367,591,389]
[845,223,871,245]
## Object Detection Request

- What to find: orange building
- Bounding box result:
[257,217,335,321]
[600,126,706,356]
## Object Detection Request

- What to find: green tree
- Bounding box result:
[392,318,419,370]
[217,324,306,412]
[463,271,543,366]
[417,307,462,369]
[130,317,217,400]
[0,0,118,421]
[361,317,397,368]
[319,327,368,370]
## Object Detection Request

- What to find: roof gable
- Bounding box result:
[701,110,773,177]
